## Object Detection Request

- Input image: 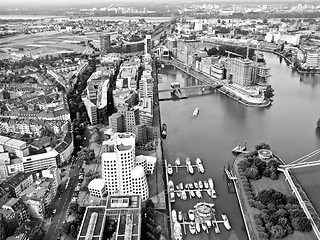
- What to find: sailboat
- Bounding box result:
[232,140,247,154]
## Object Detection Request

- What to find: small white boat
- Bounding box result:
[196,190,202,199]
[197,162,205,173]
[194,181,199,189]
[196,158,202,165]
[181,190,187,200]
[173,222,182,240]
[208,178,215,190]
[186,157,191,165]
[189,222,196,234]
[188,183,194,190]
[167,164,173,175]
[211,188,217,199]
[232,141,247,154]
[172,210,177,222]
[214,222,220,233]
[222,214,232,230]
[185,183,189,189]
[188,210,195,221]
[198,181,203,189]
[170,192,176,203]
[168,180,174,192]
[189,189,195,198]
[193,108,199,116]
[195,222,201,233]
[176,185,181,198]
[175,157,181,166]
[179,182,184,190]
[206,220,212,228]
[203,180,209,189]
[178,211,183,222]
[188,164,194,174]
[201,222,208,233]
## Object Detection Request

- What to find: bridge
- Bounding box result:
[161,58,223,87]
[277,148,320,239]
[158,84,220,93]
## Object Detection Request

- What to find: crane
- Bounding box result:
[225,50,242,58]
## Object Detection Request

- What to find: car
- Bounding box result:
[53,209,56,214]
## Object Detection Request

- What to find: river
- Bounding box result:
[159,52,320,240]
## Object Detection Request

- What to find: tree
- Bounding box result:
[28,227,46,240]
[291,217,312,232]
[0,214,8,240]
[255,143,271,151]
[264,85,275,99]
[270,225,286,239]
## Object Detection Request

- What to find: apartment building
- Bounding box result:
[305,51,320,68]
[0,136,29,158]
[226,58,253,86]
[82,97,98,125]
[1,172,34,197]
[22,149,59,173]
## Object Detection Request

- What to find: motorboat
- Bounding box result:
[188,183,194,190]
[203,180,209,189]
[178,211,183,222]
[186,157,191,165]
[222,214,232,230]
[173,222,182,240]
[211,188,217,199]
[214,222,220,233]
[183,212,188,222]
[189,189,195,198]
[188,164,194,174]
[196,158,205,173]
[168,180,174,192]
[181,190,187,200]
[188,210,195,221]
[176,185,181,198]
[196,190,202,199]
[175,157,181,166]
[232,140,247,154]
[195,222,201,233]
[167,164,173,175]
[179,182,184,190]
[208,178,215,190]
[193,181,199,189]
[172,210,177,222]
[161,124,167,139]
[193,108,199,116]
[185,183,189,189]
[198,181,203,189]
[170,192,176,203]
[201,222,208,233]
[189,222,196,234]
[206,220,212,228]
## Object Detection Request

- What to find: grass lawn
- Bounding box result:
[250,174,293,196]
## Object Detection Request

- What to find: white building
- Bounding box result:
[22,149,59,173]
[131,166,149,201]
[101,133,149,201]
[88,178,106,198]
[305,51,320,68]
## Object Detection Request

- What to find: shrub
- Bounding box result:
[286,196,299,205]
[256,225,266,233]
[254,201,267,210]
[263,167,272,177]
[258,232,269,240]
[267,203,277,212]
[245,166,261,180]
[270,171,279,180]
[248,199,255,207]
[291,217,312,232]
[255,143,271,150]
[270,225,286,239]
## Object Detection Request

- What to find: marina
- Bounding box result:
[168,157,206,174]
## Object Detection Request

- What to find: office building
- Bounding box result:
[210,63,225,80]
[77,195,141,240]
[2,198,29,226]
[100,35,111,55]
[82,97,98,125]
[132,124,147,146]
[227,58,253,86]
[305,51,320,68]
[109,113,124,133]
[144,35,152,55]
[0,136,29,158]
[101,133,149,201]
[131,166,149,201]
[125,108,140,133]
[88,178,106,198]
[2,172,34,197]
[22,149,59,173]
[139,75,153,99]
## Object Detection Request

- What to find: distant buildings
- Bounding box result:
[305,51,320,68]
[144,35,152,55]
[100,35,111,55]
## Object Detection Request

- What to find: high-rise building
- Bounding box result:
[109,113,124,133]
[82,98,98,125]
[101,133,149,201]
[227,58,253,86]
[144,35,152,55]
[132,124,147,146]
[100,35,111,55]
[125,108,140,132]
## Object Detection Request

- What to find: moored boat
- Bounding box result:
[189,222,196,234]
[194,181,199,189]
[185,183,189,189]
[208,178,215,190]
[193,108,199,116]
[201,222,208,233]
[172,210,177,222]
[195,222,201,233]
[188,183,194,190]
[211,188,217,199]
[196,190,202,199]
[188,164,194,174]
[167,164,173,175]
[188,209,195,221]
[176,185,181,198]
[178,211,183,222]
[214,222,220,233]
[170,192,176,203]
[196,158,202,165]
[175,157,181,166]
[222,214,231,230]
[189,189,195,198]
[206,220,212,228]
[203,180,209,189]
[198,180,203,189]
[181,190,187,200]
[232,140,247,154]
[179,182,184,190]
[173,222,182,240]
[168,180,174,192]
[161,124,167,139]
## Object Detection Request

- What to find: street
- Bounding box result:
[44,160,82,240]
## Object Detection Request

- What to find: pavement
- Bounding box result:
[43,160,82,240]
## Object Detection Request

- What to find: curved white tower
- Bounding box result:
[131,165,149,201]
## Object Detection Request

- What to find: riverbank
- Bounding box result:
[233,153,318,240]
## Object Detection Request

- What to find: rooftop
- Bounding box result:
[88,178,105,190]
[20,179,52,200]
[6,172,32,188]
